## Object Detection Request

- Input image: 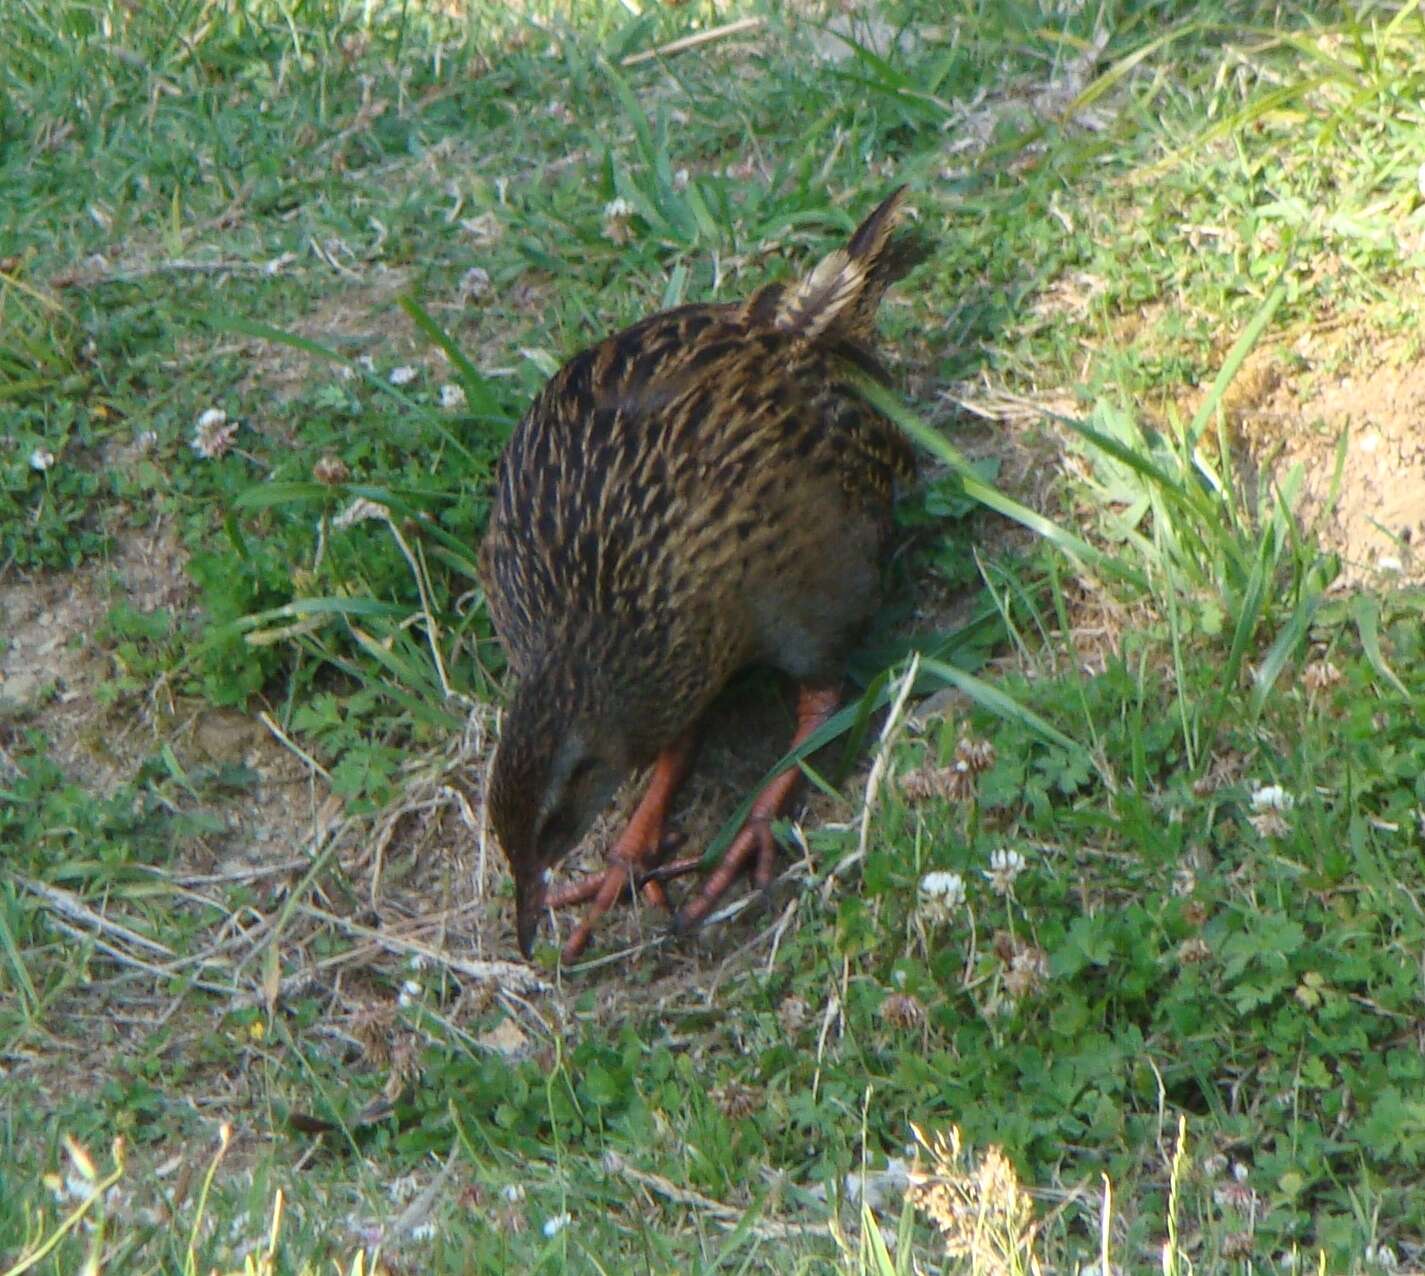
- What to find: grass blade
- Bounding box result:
[855,375,1147,591]
[1350,594,1408,697]
[1186,282,1287,449]
[917,657,1089,763]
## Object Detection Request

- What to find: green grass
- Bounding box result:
[4,0,1425,1272]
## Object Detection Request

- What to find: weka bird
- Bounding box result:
[482,187,924,961]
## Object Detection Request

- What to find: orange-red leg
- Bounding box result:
[675,684,839,932]
[550,734,697,962]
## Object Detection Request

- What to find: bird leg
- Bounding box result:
[675,683,839,932]
[549,733,698,962]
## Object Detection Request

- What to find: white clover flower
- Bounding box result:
[542,1212,571,1238]
[1251,785,1294,811]
[917,871,965,925]
[460,266,491,301]
[1249,784,1295,837]
[397,978,423,1007]
[389,365,418,387]
[920,871,966,904]
[191,408,238,459]
[502,1184,525,1203]
[439,382,466,410]
[603,197,635,244]
[985,847,1026,895]
[29,448,56,472]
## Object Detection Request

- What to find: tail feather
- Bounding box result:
[757,186,927,343]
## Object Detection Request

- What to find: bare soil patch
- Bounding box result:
[1219,325,1425,586]
[1,525,188,789]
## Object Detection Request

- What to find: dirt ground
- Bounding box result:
[1218,324,1425,586]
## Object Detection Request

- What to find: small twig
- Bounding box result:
[494,986,558,1045]
[46,916,238,998]
[18,877,176,958]
[362,781,467,907]
[823,652,920,896]
[811,984,841,1102]
[50,258,270,288]
[764,897,800,973]
[620,16,765,68]
[295,902,551,994]
[312,95,389,156]
[257,710,334,783]
[381,512,457,701]
[308,236,363,278]
[19,877,276,997]
[605,1150,826,1239]
[389,1141,462,1239]
[150,857,313,886]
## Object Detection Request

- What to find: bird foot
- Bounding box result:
[552,838,703,962]
[545,740,698,963]
[672,817,778,934]
[674,683,839,935]
[546,833,689,909]
[544,686,837,962]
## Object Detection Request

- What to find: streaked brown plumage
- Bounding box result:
[482,187,925,961]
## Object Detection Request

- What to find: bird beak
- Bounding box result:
[515,868,546,960]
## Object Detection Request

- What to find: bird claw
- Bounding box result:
[548,853,697,911]
[551,839,696,962]
[554,825,776,959]
[673,817,778,933]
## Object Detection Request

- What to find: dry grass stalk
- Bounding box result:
[619,16,765,68]
[906,1124,1042,1276]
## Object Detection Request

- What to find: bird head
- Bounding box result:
[488,678,630,958]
